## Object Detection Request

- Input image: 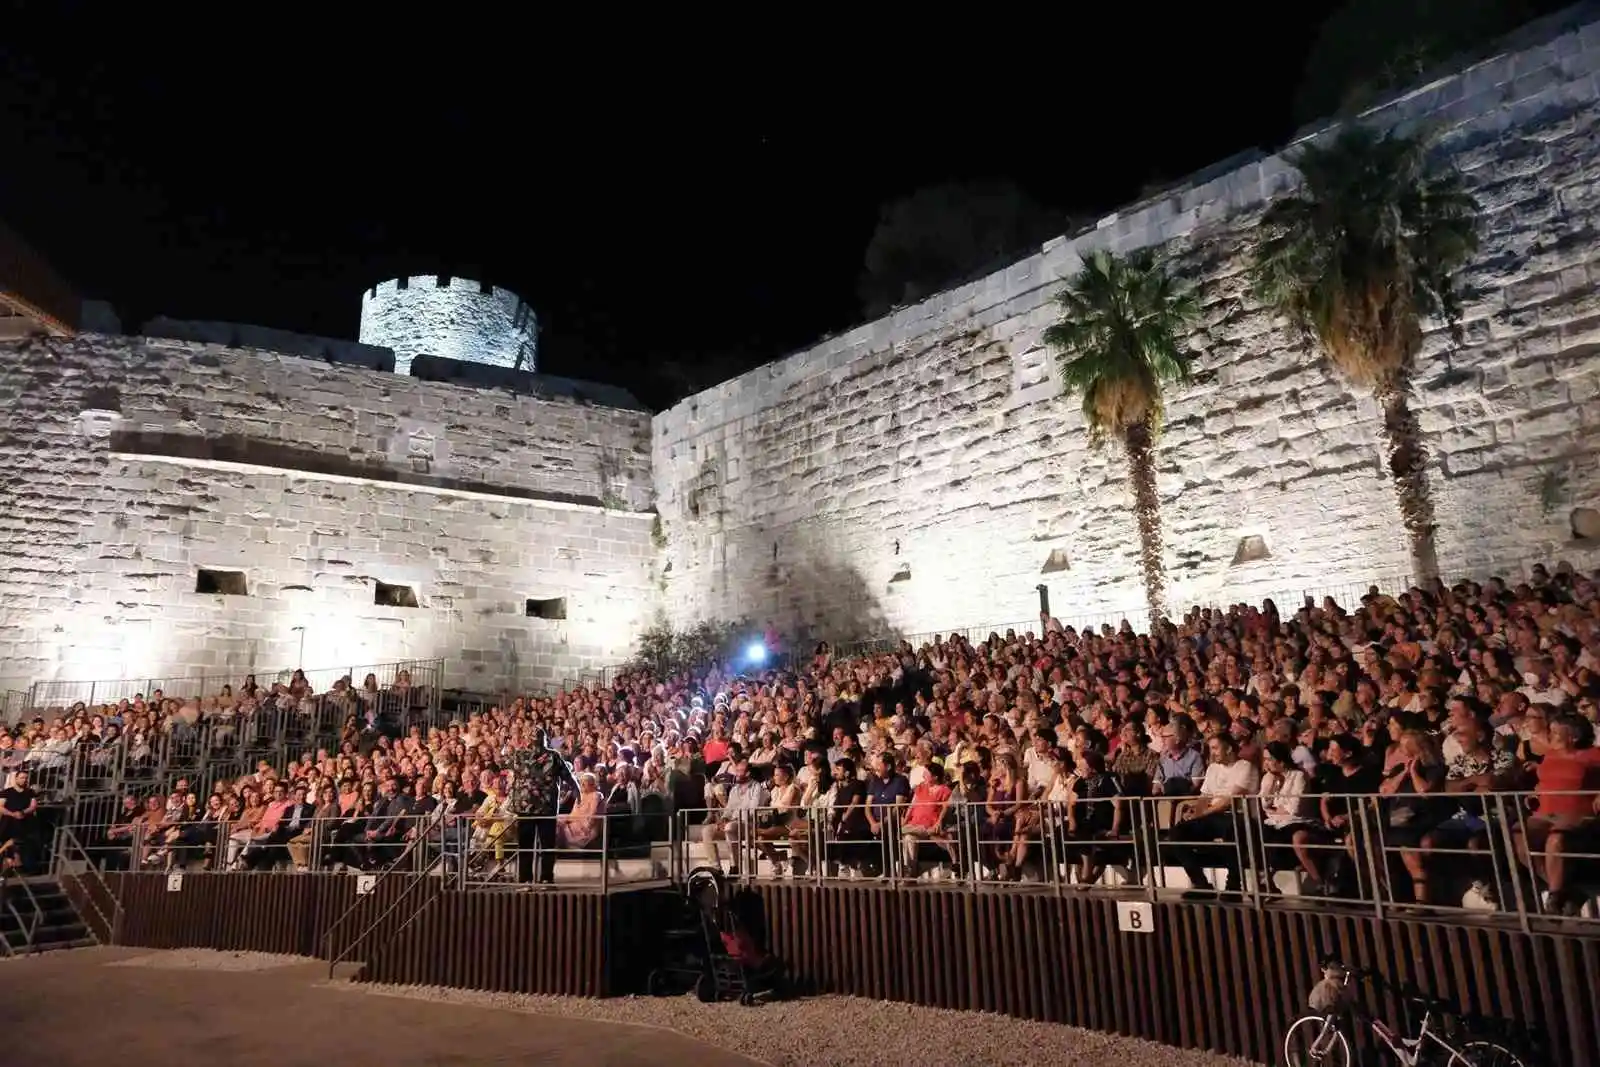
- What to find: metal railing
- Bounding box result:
[664,788,1600,928]
[0,870,44,955]
[322,819,439,978]
[54,807,670,886]
[52,788,1600,934]
[5,688,445,804]
[21,658,444,717]
[51,824,120,944]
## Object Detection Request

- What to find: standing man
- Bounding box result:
[509,727,579,884]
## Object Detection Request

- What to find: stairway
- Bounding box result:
[0,876,96,956]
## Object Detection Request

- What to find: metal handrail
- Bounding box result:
[668,787,1600,927]
[322,830,438,977]
[51,824,121,944]
[0,868,45,954]
[23,657,445,716]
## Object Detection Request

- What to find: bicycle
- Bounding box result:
[1281,955,1532,1066]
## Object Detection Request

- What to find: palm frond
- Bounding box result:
[1044,249,1200,441]
[1248,125,1479,386]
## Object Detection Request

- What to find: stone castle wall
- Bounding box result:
[0,334,654,695]
[653,13,1600,641]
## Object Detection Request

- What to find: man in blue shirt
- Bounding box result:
[1155,715,1206,796]
[866,753,911,875]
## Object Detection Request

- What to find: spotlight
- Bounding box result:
[745,641,767,665]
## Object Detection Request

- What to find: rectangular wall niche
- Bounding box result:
[374,581,420,608]
[1231,535,1272,566]
[526,597,568,620]
[195,569,248,596]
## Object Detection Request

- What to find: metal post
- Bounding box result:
[600,816,610,894]
[1237,796,1261,907]
[1492,794,1533,933]
[1355,796,1386,921]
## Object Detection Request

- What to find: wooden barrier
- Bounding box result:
[89,875,1600,1066]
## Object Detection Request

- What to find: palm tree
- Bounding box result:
[1044,249,1200,626]
[1250,125,1478,582]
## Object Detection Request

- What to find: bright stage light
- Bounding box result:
[745,641,767,665]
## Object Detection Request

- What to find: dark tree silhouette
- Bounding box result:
[1293,0,1569,126]
[857,181,1072,320]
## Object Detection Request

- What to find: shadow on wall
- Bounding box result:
[108,430,611,510]
[763,556,894,651]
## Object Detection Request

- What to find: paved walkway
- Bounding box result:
[0,948,762,1067]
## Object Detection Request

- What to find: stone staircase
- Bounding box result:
[0,875,96,956]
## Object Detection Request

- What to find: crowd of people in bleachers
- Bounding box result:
[8,562,1600,917]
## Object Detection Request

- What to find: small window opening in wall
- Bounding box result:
[1231,535,1272,566]
[526,597,568,620]
[195,569,248,596]
[889,564,912,584]
[374,581,420,608]
[1041,548,1070,574]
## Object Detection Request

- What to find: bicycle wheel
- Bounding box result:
[1448,1040,1530,1067]
[1282,1014,1351,1066]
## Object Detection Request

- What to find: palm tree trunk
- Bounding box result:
[1376,366,1439,585]
[1123,418,1168,627]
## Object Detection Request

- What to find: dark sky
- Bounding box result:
[0,7,1354,408]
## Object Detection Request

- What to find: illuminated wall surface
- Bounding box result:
[359,276,538,377]
[653,14,1600,640]
[0,337,652,695]
[6,17,1600,699]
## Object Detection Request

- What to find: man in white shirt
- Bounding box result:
[708,761,769,873]
[1166,733,1259,896]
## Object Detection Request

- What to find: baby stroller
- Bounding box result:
[646,865,787,1005]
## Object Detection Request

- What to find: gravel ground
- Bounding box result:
[106,948,309,971]
[336,979,1264,1067]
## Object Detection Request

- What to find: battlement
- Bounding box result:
[362,274,534,313]
[358,274,538,376]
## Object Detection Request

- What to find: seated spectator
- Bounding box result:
[1166,733,1258,897]
[1514,714,1600,915]
[558,772,603,851]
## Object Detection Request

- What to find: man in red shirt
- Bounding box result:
[1516,714,1600,915]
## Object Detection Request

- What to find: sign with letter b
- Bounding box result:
[1116,900,1153,934]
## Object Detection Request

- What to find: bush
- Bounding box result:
[632,617,750,675]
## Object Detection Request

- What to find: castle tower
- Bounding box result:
[358,275,538,376]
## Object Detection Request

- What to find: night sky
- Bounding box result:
[0,3,1488,409]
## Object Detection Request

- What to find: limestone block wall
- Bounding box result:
[654,12,1600,641]
[0,335,654,694]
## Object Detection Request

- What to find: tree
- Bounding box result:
[1044,249,1200,625]
[858,181,1072,320]
[1292,0,1564,126]
[1249,126,1478,582]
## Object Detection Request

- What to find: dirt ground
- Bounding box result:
[0,947,762,1067]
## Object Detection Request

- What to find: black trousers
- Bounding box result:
[1169,812,1240,891]
[516,814,558,884]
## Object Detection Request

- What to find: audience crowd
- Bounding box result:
[5,563,1600,916]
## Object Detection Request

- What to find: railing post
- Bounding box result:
[1238,796,1262,908]
[1355,795,1386,921]
[600,815,610,894]
[1492,793,1533,933]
